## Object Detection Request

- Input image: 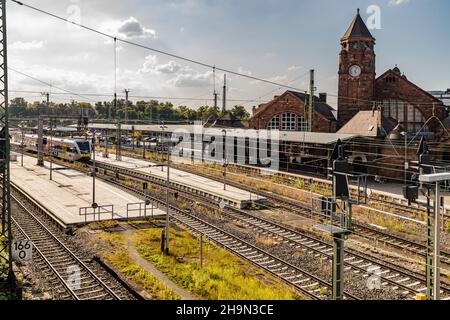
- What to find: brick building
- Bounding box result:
[249,91,337,133]
[250,10,447,136]
[337,9,447,134]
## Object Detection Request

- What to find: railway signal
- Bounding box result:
[314,139,368,300]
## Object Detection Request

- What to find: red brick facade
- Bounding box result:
[249,11,447,138]
[337,11,447,132]
[337,33,376,127]
[375,70,447,133]
[248,91,336,133]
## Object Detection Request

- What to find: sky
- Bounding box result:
[6,0,450,111]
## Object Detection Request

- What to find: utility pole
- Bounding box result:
[42,93,52,180]
[49,117,53,181]
[213,66,218,112]
[222,74,227,114]
[92,136,97,207]
[0,0,14,288]
[309,69,315,132]
[116,119,122,161]
[124,89,130,123]
[222,129,228,191]
[20,123,25,167]
[103,130,109,158]
[160,123,170,255]
[37,116,44,166]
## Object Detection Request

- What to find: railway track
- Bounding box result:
[219,207,450,300]
[10,184,125,300]
[154,161,450,266]
[81,160,446,300]
[104,178,358,300]
[148,176,450,300]
[89,158,450,300]
[13,150,450,299]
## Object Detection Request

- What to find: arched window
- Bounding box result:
[267,113,307,131]
[281,113,297,131]
[268,115,280,130]
[383,100,427,133]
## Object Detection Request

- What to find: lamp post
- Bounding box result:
[142,136,147,159]
[401,131,408,188]
[19,122,25,167]
[160,123,170,254]
[222,129,228,191]
[49,118,53,181]
[92,136,96,206]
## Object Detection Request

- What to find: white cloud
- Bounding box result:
[139,55,182,74]
[101,17,156,39]
[10,40,45,51]
[388,0,410,7]
[288,65,301,72]
[237,66,252,76]
[168,70,213,88]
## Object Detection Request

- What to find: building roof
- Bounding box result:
[81,123,357,145]
[288,91,337,121]
[338,110,396,137]
[341,10,375,42]
[377,69,446,105]
[275,131,357,144]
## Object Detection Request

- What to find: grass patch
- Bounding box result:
[132,228,301,300]
[97,233,180,300]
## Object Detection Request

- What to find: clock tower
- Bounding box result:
[338,9,376,128]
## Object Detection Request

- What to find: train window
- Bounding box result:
[76,141,91,153]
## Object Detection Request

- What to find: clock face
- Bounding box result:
[349,65,362,77]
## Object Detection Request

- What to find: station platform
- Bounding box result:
[95,153,266,209]
[10,154,165,229]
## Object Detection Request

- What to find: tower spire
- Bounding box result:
[341,9,375,42]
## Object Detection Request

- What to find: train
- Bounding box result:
[11,133,92,162]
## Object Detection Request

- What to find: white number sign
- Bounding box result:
[12,240,33,262]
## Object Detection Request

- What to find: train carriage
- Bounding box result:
[11,133,92,162]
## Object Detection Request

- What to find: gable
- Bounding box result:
[376,69,444,105]
[252,90,336,122]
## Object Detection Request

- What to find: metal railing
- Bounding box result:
[79,205,114,223]
[126,200,158,219]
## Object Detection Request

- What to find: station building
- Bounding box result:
[57,11,449,182]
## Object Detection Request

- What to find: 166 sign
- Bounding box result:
[12,240,33,263]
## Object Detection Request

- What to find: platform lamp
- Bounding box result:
[49,117,53,181]
[92,135,97,208]
[18,122,26,167]
[400,131,408,189]
[222,129,228,191]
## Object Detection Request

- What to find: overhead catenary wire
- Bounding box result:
[8,67,97,102]
[10,0,448,109]
[10,0,310,93]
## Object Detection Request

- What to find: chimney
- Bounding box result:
[319,93,327,103]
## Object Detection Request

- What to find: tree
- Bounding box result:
[230,105,250,121]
